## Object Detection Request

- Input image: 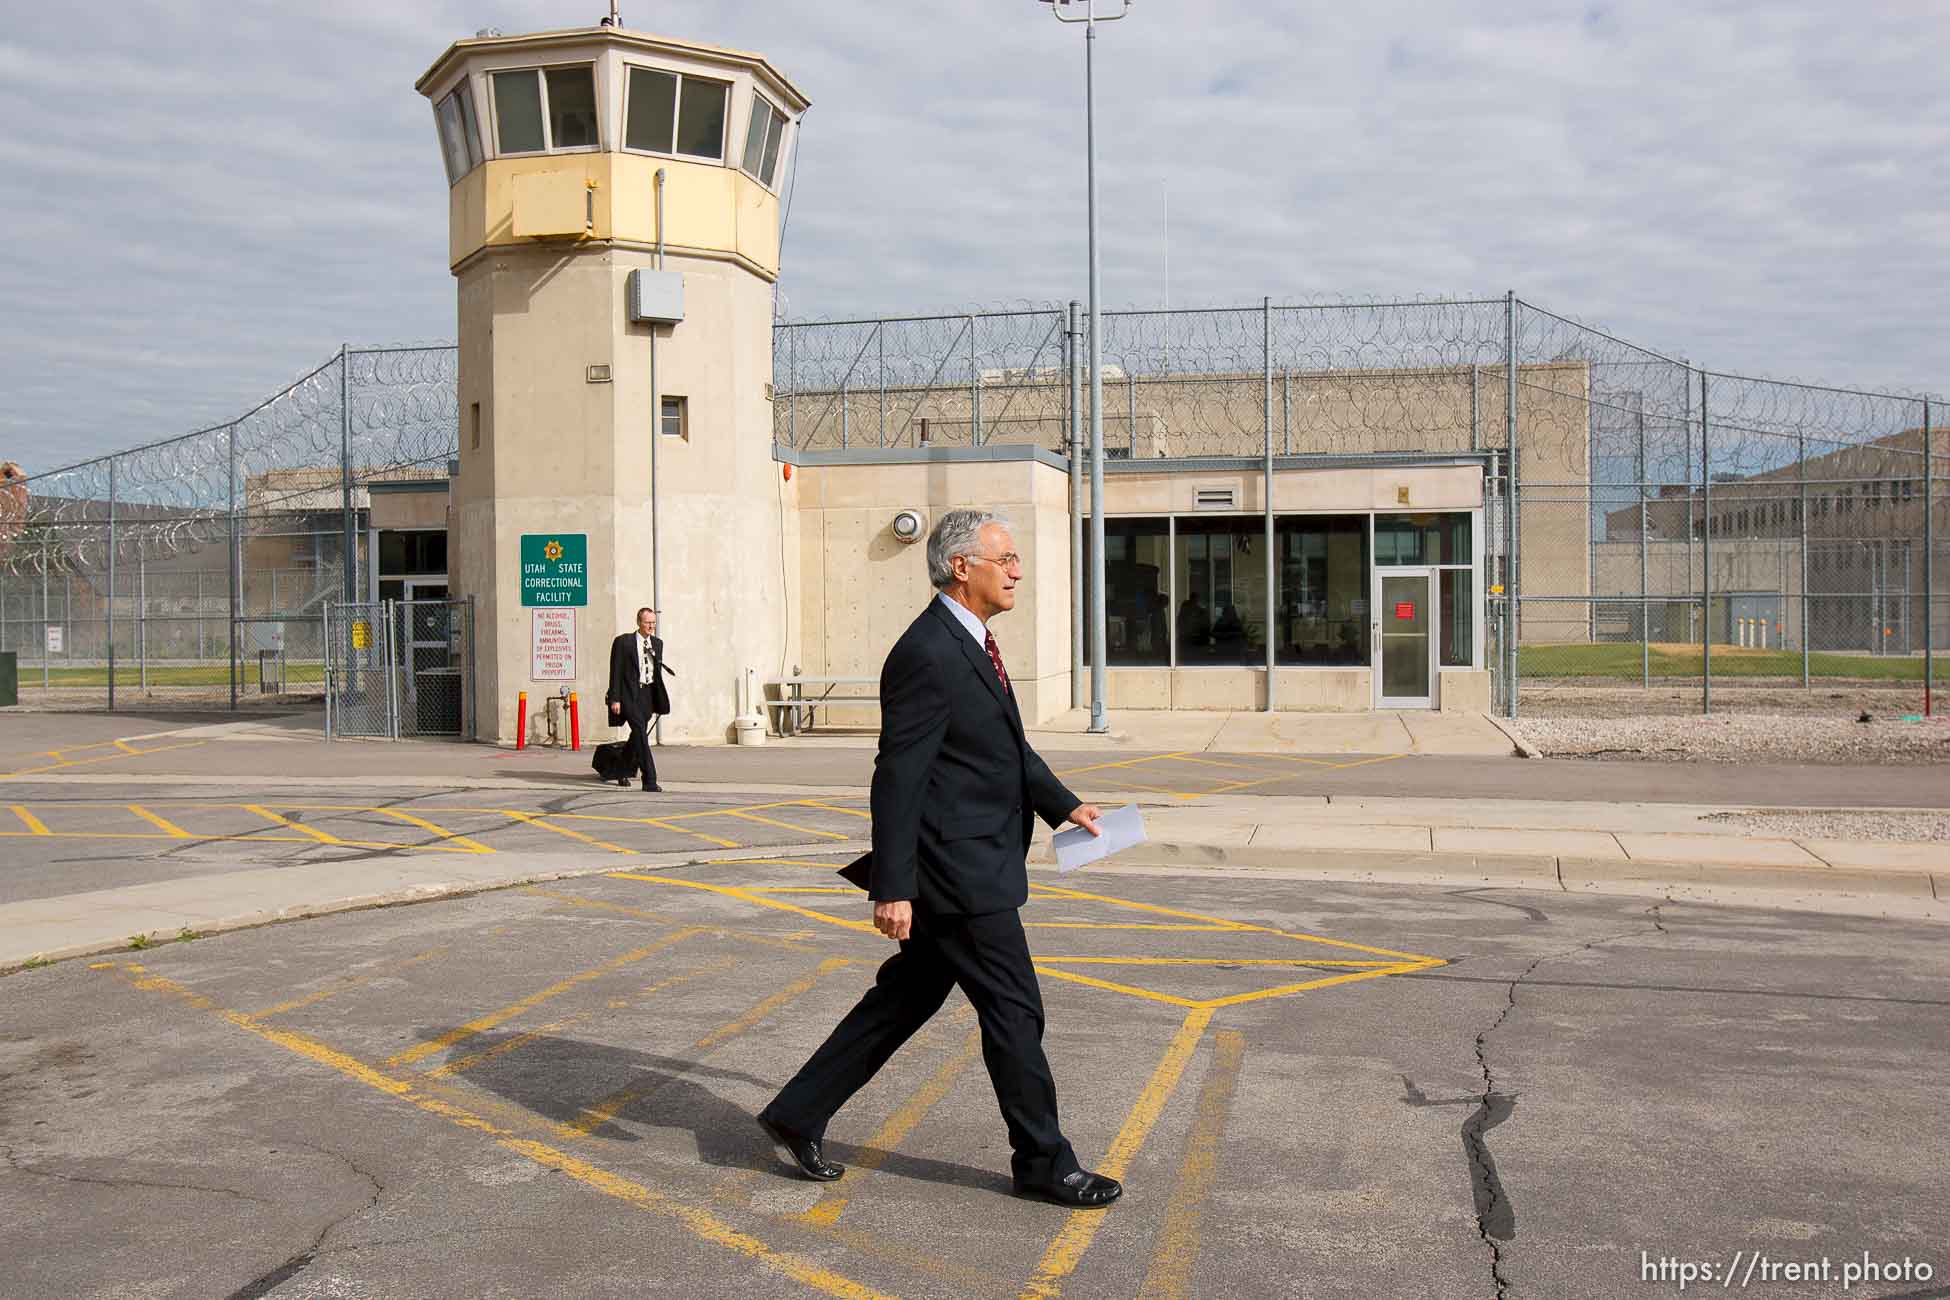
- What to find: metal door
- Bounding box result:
[1376,569,1435,709]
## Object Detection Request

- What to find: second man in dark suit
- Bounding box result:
[606,607,674,792]
[758,508,1122,1209]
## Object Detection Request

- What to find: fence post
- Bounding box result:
[1701,371,1712,714]
[1068,301,1084,711]
[138,535,147,691]
[228,422,241,711]
[340,345,356,604]
[1503,291,1519,720]
[1470,365,1480,451]
[1638,397,1649,689]
[322,600,334,741]
[788,326,798,448]
[41,536,50,692]
[840,380,849,450]
[1925,397,1934,716]
[382,599,399,740]
[1282,370,1291,456]
[1263,296,1276,711]
[107,458,117,711]
[969,315,981,446]
[877,322,887,449]
[1799,416,1810,688]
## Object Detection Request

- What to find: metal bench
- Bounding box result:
[764,675,878,735]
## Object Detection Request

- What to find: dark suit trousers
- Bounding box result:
[623,685,658,788]
[762,908,1078,1185]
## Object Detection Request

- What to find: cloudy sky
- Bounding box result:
[2,0,1945,472]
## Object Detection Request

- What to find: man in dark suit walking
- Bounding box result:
[605,606,674,792]
[758,508,1122,1209]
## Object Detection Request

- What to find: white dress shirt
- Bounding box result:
[638,633,656,685]
[934,592,987,647]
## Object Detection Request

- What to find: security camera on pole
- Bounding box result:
[1041,0,1130,734]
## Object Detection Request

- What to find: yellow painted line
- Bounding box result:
[113,739,143,755]
[0,739,206,780]
[0,830,415,846]
[568,956,852,1137]
[1022,1006,1214,1299]
[243,804,350,846]
[1033,957,1401,968]
[521,888,816,954]
[95,963,892,1300]
[1029,883,1441,963]
[703,858,851,870]
[9,805,50,835]
[1054,751,1196,778]
[387,930,695,1068]
[252,944,454,1019]
[1197,962,1443,1010]
[548,810,743,849]
[1161,755,1284,775]
[610,872,881,935]
[428,949,735,1081]
[793,800,873,820]
[1023,923,1242,932]
[370,807,494,854]
[493,808,634,854]
[655,798,845,822]
[1136,1029,1246,1300]
[1200,775,1301,796]
[127,804,194,838]
[746,886,859,895]
[798,1021,984,1229]
[1080,774,1210,800]
[1330,752,1410,770]
[720,809,853,841]
[1031,965,1205,1009]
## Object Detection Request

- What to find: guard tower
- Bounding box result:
[416,24,809,742]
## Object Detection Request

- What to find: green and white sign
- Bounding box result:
[520,533,587,607]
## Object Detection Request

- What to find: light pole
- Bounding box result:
[1042,0,1130,734]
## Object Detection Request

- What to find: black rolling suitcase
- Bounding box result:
[591,740,636,783]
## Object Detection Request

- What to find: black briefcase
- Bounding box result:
[591,740,635,782]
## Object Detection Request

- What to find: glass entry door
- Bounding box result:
[1375,569,1435,708]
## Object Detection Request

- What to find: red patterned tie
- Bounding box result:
[984,630,1011,694]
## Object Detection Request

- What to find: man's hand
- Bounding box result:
[1065,804,1104,837]
[873,900,914,942]
[608,701,621,718]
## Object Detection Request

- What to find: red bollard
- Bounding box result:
[515,691,528,750]
[568,691,582,751]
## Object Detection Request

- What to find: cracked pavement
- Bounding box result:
[2,864,1946,1298]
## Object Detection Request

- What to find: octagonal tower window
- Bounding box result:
[741,94,787,189]
[434,82,483,184]
[624,65,730,161]
[491,64,600,155]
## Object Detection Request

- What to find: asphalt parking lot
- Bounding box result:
[4,860,1946,1299]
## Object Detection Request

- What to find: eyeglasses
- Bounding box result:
[963,551,1023,572]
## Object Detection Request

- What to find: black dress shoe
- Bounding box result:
[1014,1169,1121,1208]
[642,783,663,793]
[614,777,630,787]
[758,1115,843,1182]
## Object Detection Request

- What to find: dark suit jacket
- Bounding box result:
[850,598,1078,916]
[605,632,673,723]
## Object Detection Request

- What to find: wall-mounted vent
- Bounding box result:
[1193,486,1237,510]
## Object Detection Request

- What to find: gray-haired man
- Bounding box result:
[758,508,1120,1208]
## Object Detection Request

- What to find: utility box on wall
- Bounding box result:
[627,269,685,325]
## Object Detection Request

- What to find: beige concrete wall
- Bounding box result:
[790,457,1074,724]
[1439,668,1491,712]
[453,241,788,744]
[371,489,448,532]
[1105,667,1371,711]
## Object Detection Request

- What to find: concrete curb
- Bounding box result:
[0,838,868,975]
[1032,839,1944,915]
[1482,713,1539,758]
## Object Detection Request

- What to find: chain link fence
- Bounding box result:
[324,598,473,739]
[778,298,1944,718]
[0,346,456,713]
[2,299,1938,721]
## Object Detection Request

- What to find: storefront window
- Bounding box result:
[1275,515,1369,666]
[1174,518,1267,666]
[1083,519,1169,666]
[1375,512,1470,565]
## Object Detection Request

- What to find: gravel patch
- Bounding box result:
[1511,713,1950,764]
[1516,682,1925,719]
[1700,809,1950,843]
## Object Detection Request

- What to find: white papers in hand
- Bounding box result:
[1052,804,1146,874]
